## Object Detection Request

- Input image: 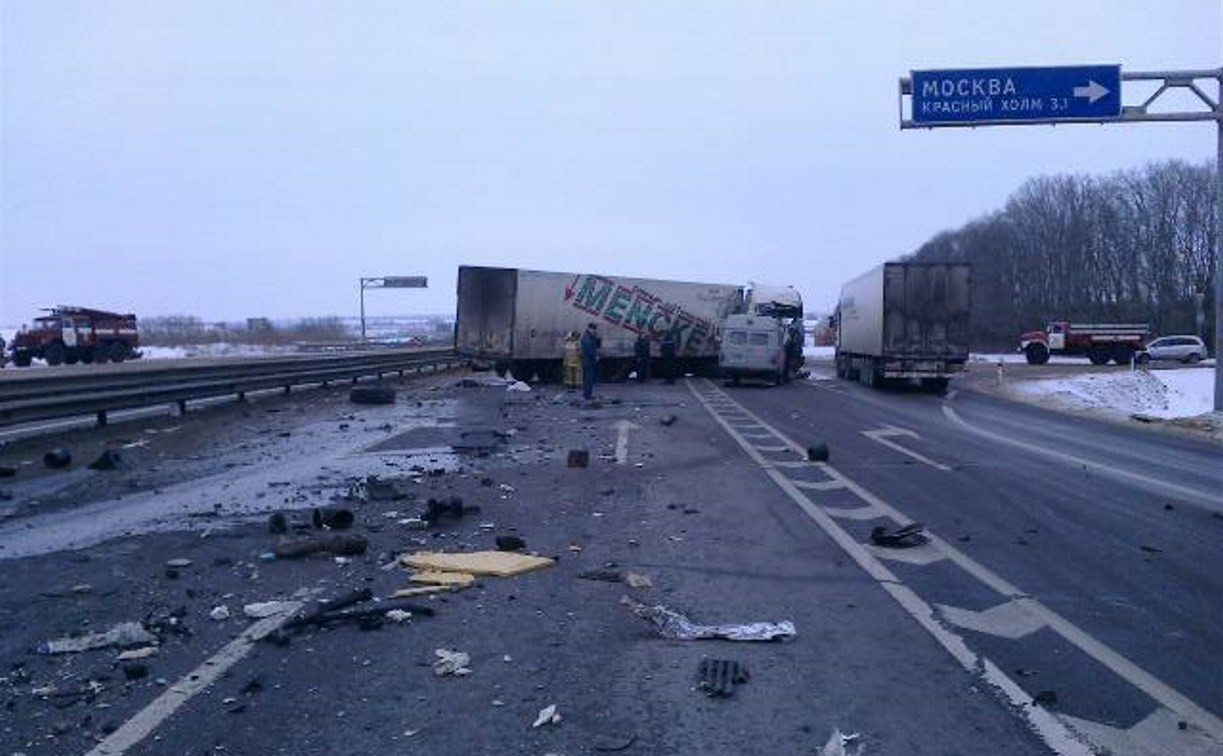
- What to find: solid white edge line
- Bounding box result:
[687,379,1094,756]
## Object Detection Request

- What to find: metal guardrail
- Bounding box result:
[0,348,466,428]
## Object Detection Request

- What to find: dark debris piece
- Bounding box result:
[495,535,526,551]
[696,658,750,697]
[869,522,928,548]
[578,569,624,583]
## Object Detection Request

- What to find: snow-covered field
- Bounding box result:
[1006,368,1214,420]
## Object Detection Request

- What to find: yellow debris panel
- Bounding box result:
[401,551,555,577]
[409,570,477,586]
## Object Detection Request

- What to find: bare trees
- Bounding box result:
[909,160,1216,349]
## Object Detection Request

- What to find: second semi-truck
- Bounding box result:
[835,262,970,391]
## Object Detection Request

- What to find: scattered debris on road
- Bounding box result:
[116,645,159,661]
[243,601,295,619]
[43,449,72,469]
[659,415,678,426]
[818,729,862,756]
[433,648,472,676]
[401,550,555,577]
[209,605,231,621]
[621,596,796,641]
[532,703,561,728]
[312,507,354,530]
[273,534,369,559]
[349,385,397,405]
[578,569,623,582]
[806,443,830,462]
[624,572,653,589]
[495,534,526,551]
[409,570,477,587]
[567,449,590,468]
[869,522,928,548]
[88,449,128,471]
[696,658,750,697]
[38,621,156,654]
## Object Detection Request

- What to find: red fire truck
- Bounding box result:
[9,306,140,367]
[1019,321,1148,365]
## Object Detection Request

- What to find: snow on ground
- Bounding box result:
[803,345,835,358]
[140,343,300,360]
[1007,367,1215,420]
[971,352,1085,365]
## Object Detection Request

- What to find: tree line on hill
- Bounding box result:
[906,160,1216,351]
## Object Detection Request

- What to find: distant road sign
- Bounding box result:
[910,65,1121,126]
[380,276,427,288]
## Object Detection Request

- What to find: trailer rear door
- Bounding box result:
[455,266,518,359]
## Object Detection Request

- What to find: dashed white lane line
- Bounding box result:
[792,478,847,492]
[861,425,952,471]
[942,400,1220,511]
[690,379,1223,755]
[86,599,307,756]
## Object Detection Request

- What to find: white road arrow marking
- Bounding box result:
[612,420,639,464]
[861,425,951,471]
[936,599,1047,640]
[1073,79,1109,103]
[865,542,947,565]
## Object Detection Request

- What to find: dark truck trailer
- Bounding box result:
[455,266,745,382]
[835,262,971,391]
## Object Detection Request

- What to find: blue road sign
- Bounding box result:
[911,65,1121,126]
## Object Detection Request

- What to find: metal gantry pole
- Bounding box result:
[1215,86,1222,412]
[359,278,367,343]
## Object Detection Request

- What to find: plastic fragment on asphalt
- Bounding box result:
[209,605,231,621]
[433,649,472,676]
[116,646,160,661]
[385,609,413,623]
[818,729,861,756]
[532,703,561,728]
[624,573,652,589]
[243,601,295,619]
[401,551,554,577]
[621,596,796,641]
[507,380,531,392]
[388,585,461,599]
[408,570,477,586]
[38,622,156,654]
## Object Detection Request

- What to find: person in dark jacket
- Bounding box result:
[660,330,677,384]
[580,323,601,399]
[633,332,651,383]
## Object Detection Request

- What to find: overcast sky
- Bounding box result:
[1,1,1219,324]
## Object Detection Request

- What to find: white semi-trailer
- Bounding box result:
[455,265,746,381]
[835,262,971,391]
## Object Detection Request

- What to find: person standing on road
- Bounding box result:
[660,329,677,384]
[633,332,651,383]
[580,323,601,400]
[562,331,582,390]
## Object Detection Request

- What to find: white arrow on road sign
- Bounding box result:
[1073,80,1110,103]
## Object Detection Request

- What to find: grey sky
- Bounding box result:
[1,1,1219,324]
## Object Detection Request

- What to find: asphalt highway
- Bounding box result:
[0,365,1218,755]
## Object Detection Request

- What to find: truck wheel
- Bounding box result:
[14,351,32,367]
[78,347,94,364]
[1111,347,1133,365]
[1024,343,1050,365]
[44,342,66,366]
[1087,347,1110,366]
[93,343,112,363]
[65,348,80,365]
[111,343,130,363]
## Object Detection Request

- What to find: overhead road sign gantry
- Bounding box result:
[906,65,1121,127]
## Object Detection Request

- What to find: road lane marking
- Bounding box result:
[936,599,1047,640]
[691,379,1223,754]
[752,444,791,452]
[792,478,847,492]
[864,542,948,566]
[862,425,952,471]
[1060,708,1220,756]
[822,503,888,520]
[87,599,307,756]
[612,419,639,465]
[942,400,1220,511]
[688,380,1092,755]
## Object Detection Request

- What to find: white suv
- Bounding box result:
[1137,335,1208,364]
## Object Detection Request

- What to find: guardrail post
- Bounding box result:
[284,385,291,395]
[96,410,108,427]
[237,391,246,402]
[177,399,188,416]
